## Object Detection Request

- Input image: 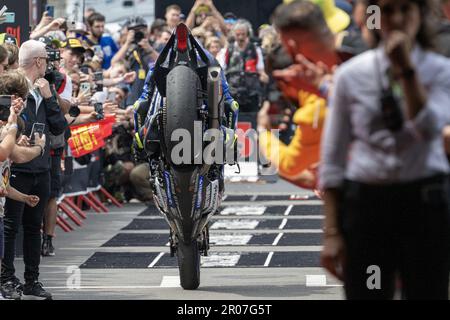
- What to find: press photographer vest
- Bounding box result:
[224,42,262,107]
[225,42,259,75]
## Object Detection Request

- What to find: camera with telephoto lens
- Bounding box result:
[47,48,60,62]
[133,31,145,44]
[125,16,148,46]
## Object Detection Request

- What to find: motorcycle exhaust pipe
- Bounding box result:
[202,66,222,174]
[207,66,221,130]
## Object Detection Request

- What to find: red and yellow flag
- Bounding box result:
[67,115,116,158]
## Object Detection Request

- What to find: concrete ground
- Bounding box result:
[11,179,344,300]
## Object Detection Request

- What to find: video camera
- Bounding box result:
[125,16,148,45]
[47,48,61,62]
[133,31,145,44]
[44,47,62,85]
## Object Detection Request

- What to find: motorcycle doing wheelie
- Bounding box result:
[141,24,236,290]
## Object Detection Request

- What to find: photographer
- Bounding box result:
[218,19,268,127]
[37,36,76,257]
[1,40,67,300]
[320,0,450,299]
[111,16,158,106]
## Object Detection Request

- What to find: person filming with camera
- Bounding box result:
[320,0,450,300]
[111,16,158,107]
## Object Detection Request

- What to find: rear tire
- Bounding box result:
[177,240,201,290]
[165,65,202,290]
[165,65,201,167]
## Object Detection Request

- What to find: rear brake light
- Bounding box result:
[176,24,188,52]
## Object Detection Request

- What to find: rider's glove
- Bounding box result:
[224,128,238,165]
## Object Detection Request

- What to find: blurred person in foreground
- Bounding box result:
[320,0,450,299]
[258,0,343,189]
[436,0,450,57]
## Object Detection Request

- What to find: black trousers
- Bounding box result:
[1,171,50,284]
[339,175,450,300]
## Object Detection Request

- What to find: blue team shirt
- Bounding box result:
[99,35,119,69]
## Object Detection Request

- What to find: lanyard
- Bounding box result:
[133,50,144,69]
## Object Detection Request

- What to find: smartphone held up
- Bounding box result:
[0,95,11,121]
[30,122,45,145]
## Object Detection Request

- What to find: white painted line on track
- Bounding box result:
[305,275,344,287]
[148,252,165,268]
[284,205,293,216]
[272,233,283,246]
[210,219,259,230]
[264,252,274,267]
[278,219,288,230]
[220,206,266,216]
